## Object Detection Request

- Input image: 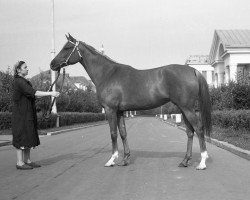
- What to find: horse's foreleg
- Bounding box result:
[117,113,130,166]
[104,108,119,167]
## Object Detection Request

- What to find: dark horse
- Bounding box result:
[51,34,212,170]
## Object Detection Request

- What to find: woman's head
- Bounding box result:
[14,61,29,77]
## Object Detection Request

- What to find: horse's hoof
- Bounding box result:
[187,160,192,166]
[104,161,116,167]
[104,163,115,167]
[178,162,188,167]
[117,159,129,166]
[104,165,115,167]
[196,164,206,170]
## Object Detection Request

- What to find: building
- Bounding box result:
[30,70,95,92]
[209,29,250,87]
[70,76,95,91]
[185,55,214,86]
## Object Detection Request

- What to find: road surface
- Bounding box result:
[0,117,249,200]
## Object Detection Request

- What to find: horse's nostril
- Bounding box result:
[50,60,55,67]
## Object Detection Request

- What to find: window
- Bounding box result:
[212,71,215,82]
[237,65,250,82]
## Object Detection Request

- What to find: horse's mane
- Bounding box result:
[81,41,119,64]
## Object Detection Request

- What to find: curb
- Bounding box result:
[161,119,250,161]
[0,141,12,147]
[46,122,108,136]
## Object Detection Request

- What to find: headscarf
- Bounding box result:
[13,61,25,77]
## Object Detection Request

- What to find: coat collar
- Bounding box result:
[15,75,32,86]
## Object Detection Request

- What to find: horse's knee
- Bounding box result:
[110,131,117,141]
[120,133,127,141]
[186,130,194,138]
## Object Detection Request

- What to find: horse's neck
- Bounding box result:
[79,46,116,87]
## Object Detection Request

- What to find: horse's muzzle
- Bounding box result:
[50,61,61,71]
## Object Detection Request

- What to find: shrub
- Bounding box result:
[231,83,250,109]
[212,110,250,131]
[0,71,13,112]
[37,113,57,129]
[210,81,250,110]
[0,112,12,130]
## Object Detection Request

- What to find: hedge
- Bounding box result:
[0,112,12,130]
[212,110,250,131]
[58,112,105,126]
[0,112,105,130]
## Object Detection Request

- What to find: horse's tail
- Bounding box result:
[195,70,212,138]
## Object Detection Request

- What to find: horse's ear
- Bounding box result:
[65,34,69,40]
[68,33,76,42]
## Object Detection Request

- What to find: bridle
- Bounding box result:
[43,40,83,119]
[60,40,83,67]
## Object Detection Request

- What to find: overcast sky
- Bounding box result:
[0,0,249,78]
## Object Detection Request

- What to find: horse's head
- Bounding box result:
[50,33,82,71]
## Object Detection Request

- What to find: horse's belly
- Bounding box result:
[119,95,169,111]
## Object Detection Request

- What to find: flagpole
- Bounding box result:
[51,0,57,114]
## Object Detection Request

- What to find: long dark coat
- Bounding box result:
[12,75,40,149]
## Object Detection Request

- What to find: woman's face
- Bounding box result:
[18,63,29,77]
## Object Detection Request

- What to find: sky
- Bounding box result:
[0,0,250,79]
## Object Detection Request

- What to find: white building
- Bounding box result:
[185,55,214,87]
[209,29,250,87]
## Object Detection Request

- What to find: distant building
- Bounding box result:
[30,70,95,92]
[185,55,214,87]
[70,76,95,91]
[209,29,250,87]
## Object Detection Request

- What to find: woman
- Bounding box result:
[12,61,60,170]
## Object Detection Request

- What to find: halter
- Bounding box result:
[62,40,83,67]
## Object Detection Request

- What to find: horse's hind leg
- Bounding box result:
[117,112,130,166]
[178,113,194,167]
[181,109,208,170]
[195,119,209,170]
[104,107,119,167]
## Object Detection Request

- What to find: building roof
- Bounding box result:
[216,29,250,47]
[209,29,250,64]
[185,55,209,65]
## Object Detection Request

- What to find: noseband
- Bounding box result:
[61,40,83,67]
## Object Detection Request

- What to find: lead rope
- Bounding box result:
[43,68,65,119]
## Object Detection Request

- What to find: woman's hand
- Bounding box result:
[51,91,60,97]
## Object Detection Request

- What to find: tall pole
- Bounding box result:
[51,0,57,114]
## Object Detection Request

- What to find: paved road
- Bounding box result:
[0,117,249,200]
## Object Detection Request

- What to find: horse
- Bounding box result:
[50,34,212,170]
